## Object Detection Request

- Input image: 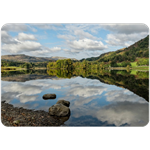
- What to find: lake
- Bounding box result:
[1,69,149,126]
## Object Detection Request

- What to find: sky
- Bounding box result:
[1,23,149,60]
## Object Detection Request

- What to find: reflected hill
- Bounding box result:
[86,71,149,102]
[47,69,149,102]
[1,69,59,82]
[1,69,149,102]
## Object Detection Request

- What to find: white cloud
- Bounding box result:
[31,46,61,56]
[62,23,149,36]
[48,47,61,52]
[101,23,149,34]
[57,29,97,41]
[30,50,49,55]
[2,41,42,53]
[2,23,28,32]
[1,30,61,55]
[17,32,37,41]
[74,30,97,40]
[64,24,94,33]
[57,34,76,40]
[1,31,17,44]
[90,28,98,34]
[67,38,107,53]
[32,23,63,30]
[105,32,148,47]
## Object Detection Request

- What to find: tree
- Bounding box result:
[126,65,130,72]
[82,60,87,69]
[143,50,149,57]
[100,62,105,69]
[56,60,62,68]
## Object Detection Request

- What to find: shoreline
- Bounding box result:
[1,101,68,127]
[109,67,149,71]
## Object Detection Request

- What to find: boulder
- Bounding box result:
[51,116,70,125]
[43,94,56,100]
[49,104,70,117]
[56,100,70,107]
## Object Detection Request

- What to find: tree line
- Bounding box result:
[1,60,48,69]
[47,59,132,70]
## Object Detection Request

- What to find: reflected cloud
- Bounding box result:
[68,85,107,98]
[96,102,149,126]
[105,89,147,103]
[1,92,18,103]
[73,96,98,106]
[1,76,149,126]
[69,100,148,126]
[29,80,62,89]
[2,82,42,95]
[18,95,38,103]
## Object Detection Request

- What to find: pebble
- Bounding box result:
[1,102,68,126]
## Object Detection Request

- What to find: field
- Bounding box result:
[117,58,149,71]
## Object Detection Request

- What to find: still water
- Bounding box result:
[1,70,149,126]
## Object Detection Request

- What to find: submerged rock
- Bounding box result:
[56,100,70,107]
[43,94,56,100]
[49,104,70,117]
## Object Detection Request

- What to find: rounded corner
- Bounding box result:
[1,23,7,30]
[140,23,149,32]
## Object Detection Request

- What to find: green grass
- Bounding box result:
[131,62,137,67]
[130,70,137,75]
[131,65,149,70]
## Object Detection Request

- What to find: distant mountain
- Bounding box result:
[1,54,77,63]
[1,54,53,62]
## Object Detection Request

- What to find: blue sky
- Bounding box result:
[1,23,149,60]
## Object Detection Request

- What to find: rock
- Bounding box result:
[51,116,70,125]
[56,100,70,107]
[49,104,70,117]
[43,94,56,100]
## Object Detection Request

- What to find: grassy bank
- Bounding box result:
[131,66,149,70]
[109,67,127,70]
[1,66,25,71]
[110,66,149,71]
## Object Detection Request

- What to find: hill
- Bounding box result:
[1,54,54,63]
[81,35,149,63]
[1,54,77,63]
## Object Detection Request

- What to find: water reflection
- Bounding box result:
[1,70,149,126]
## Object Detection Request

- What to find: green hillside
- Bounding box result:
[81,35,149,66]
